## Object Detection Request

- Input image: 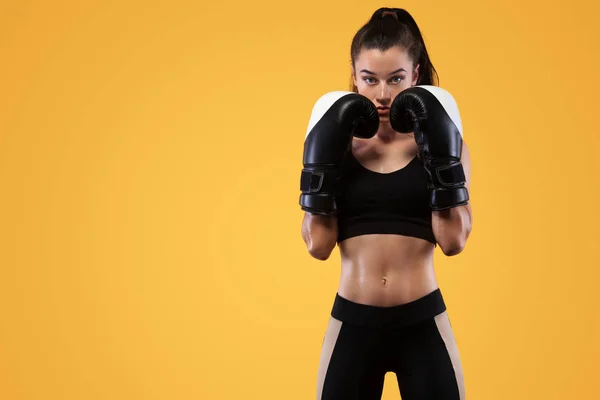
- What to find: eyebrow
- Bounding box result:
[360,68,407,75]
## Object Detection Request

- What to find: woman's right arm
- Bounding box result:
[301,212,338,261]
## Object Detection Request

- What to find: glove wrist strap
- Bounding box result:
[430,187,469,211]
[430,160,466,188]
[425,159,469,210]
[300,167,340,194]
[299,167,340,215]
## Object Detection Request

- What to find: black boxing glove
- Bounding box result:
[300,91,379,215]
[390,86,469,211]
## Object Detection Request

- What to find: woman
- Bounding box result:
[301,8,472,400]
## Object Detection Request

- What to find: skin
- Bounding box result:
[301,45,473,306]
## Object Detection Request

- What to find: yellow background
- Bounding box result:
[1,0,598,399]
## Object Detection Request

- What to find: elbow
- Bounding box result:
[439,229,471,257]
[307,242,336,261]
[440,239,466,257]
[310,250,332,261]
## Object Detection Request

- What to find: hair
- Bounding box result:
[349,8,439,92]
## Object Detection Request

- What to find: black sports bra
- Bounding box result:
[336,149,436,244]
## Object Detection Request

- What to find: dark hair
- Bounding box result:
[349,8,439,91]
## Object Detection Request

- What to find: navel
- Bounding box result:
[381,277,388,286]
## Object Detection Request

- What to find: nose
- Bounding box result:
[375,83,392,105]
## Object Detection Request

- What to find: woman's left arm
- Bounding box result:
[432,141,473,256]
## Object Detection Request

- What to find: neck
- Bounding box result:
[375,126,416,146]
[376,124,401,142]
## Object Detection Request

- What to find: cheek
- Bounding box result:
[392,80,414,95]
[355,80,374,95]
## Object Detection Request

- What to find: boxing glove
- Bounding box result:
[300,91,379,215]
[390,86,469,210]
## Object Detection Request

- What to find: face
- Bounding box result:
[353,46,419,124]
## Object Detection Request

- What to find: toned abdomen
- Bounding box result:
[337,234,438,306]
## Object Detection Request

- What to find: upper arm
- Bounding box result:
[461,140,471,190]
[461,139,473,231]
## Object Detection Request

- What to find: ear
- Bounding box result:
[412,64,420,86]
[351,66,358,88]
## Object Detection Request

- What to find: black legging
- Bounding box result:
[316,289,465,400]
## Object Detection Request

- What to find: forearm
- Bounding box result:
[431,203,472,256]
[301,212,338,261]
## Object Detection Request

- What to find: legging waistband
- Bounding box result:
[331,289,447,328]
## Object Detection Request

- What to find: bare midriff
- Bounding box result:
[337,234,437,307]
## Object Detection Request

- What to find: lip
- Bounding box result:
[377,107,390,115]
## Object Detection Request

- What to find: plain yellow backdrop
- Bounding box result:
[0,0,599,399]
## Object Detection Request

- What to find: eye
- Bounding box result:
[363,77,377,85]
[390,76,404,84]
